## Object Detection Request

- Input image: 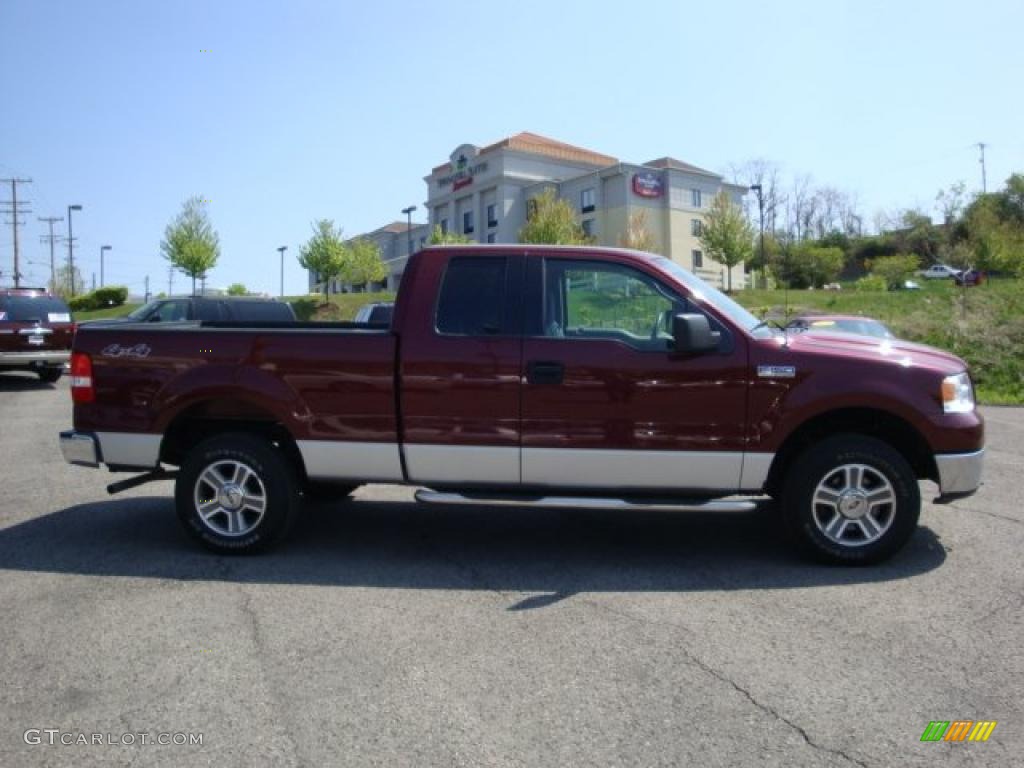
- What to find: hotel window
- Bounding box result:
[463,210,474,234]
[487,203,498,228]
[581,187,595,213]
[581,219,595,238]
[691,189,702,208]
[691,219,702,236]
[440,218,449,234]
[486,233,496,243]
[692,249,703,268]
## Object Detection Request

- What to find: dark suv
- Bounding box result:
[0,288,75,382]
[88,296,297,323]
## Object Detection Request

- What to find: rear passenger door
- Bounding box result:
[399,254,523,486]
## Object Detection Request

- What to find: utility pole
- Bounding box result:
[976,142,988,193]
[38,216,64,291]
[91,272,96,292]
[2,178,33,288]
[144,275,150,302]
[750,185,765,289]
[168,265,174,295]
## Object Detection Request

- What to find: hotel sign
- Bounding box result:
[632,171,664,198]
[439,147,488,191]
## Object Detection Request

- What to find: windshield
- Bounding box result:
[652,257,773,339]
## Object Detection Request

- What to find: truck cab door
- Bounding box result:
[398,253,524,487]
[520,255,749,493]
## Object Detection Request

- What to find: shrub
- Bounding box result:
[92,285,128,307]
[870,253,920,289]
[855,275,887,292]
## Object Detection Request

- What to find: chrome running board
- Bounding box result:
[414,490,757,513]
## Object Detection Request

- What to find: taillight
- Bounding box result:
[70,352,95,403]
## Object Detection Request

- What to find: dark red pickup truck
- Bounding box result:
[59,245,984,563]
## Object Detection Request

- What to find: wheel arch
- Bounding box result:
[765,407,937,498]
[159,398,308,482]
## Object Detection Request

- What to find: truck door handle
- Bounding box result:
[527,360,565,385]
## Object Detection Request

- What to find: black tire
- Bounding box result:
[175,433,300,554]
[782,434,920,565]
[302,481,358,502]
[38,367,63,383]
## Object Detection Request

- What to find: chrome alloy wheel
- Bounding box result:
[811,463,896,547]
[192,460,267,537]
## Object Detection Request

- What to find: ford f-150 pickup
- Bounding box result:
[59,245,984,563]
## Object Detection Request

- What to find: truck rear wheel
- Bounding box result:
[175,433,300,554]
[782,434,920,565]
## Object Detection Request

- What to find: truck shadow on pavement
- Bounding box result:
[0,496,948,608]
[0,373,58,391]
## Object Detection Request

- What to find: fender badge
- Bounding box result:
[758,365,796,378]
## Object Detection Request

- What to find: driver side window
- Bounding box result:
[543,260,683,351]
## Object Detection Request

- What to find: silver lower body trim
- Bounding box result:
[935,449,984,495]
[522,447,762,491]
[404,444,519,485]
[94,431,162,468]
[59,430,99,468]
[297,440,404,482]
[415,490,757,513]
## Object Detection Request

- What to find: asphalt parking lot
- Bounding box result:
[0,373,1021,767]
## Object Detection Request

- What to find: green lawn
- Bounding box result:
[74,303,141,321]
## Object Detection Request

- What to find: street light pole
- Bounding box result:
[67,204,82,296]
[100,245,111,288]
[401,205,417,257]
[277,246,287,298]
[749,184,764,289]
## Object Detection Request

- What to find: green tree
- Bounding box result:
[427,224,472,245]
[343,238,388,288]
[518,188,588,245]
[50,263,85,298]
[298,219,348,303]
[870,253,920,289]
[226,283,247,296]
[770,243,844,288]
[160,196,220,296]
[619,211,653,251]
[699,191,755,291]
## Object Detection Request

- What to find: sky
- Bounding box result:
[2,0,1022,296]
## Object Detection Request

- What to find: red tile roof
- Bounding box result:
[432,132,617,174]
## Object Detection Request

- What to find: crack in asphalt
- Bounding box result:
[572,597,872,768]
[430,537,873,768]
[943,501,1022,526]
[225,558,304,768]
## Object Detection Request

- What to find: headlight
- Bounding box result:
[941,372,975,413]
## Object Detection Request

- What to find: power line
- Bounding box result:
[1,178,32,287]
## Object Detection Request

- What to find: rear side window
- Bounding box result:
[194,300,225,321]
[436,257,507,336]
[0,296,73,322]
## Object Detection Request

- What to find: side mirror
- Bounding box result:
[672,313,720,354]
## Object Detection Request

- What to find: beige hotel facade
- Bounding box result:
[312,132,749,293]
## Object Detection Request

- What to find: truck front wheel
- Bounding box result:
[175,433,300,554]
[782,434,920,565]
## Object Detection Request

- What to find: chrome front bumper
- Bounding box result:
[60,430,99,468]
[935,449,984,496]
